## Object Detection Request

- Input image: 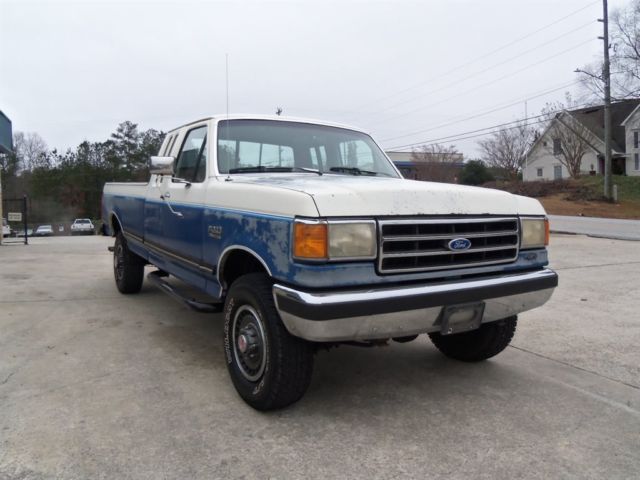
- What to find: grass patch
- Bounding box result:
[578,175,640,202]
[483,175,640,219]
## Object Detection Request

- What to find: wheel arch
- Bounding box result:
[109,212,123,237]
[218,246,272,291]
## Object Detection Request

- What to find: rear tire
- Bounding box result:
[223,273,314,411]
[428,316,517,362]
[113,232,144,294]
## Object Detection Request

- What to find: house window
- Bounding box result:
[553,138,562,155]
[554,165,562,180]
[537,168,543,177]
[634,131,639,149]
[635,153,639,170]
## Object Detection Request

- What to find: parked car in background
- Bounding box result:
[71,218,95,236]
[16,228,33,238]
[34,225,54,237]
[2,218,10,238]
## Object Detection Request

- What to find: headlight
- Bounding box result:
[520,217,549,249]
[293,219,376,261]
[328,222,376,259]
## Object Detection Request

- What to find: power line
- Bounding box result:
[380,79,582,143]
[392,119,549,148]
[351,0,600,112]
[386,101,596,150]
[368,21,595,117]
[389,117,548,150]
[367,38,596,127]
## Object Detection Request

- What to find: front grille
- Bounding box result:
[378,217,520,274]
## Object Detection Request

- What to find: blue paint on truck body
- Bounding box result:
[102,192,549,301]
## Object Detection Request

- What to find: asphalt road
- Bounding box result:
[0,236,639,479]
[549,214,640,241]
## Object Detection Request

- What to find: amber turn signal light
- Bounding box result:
[293,222,328,259]
[544,218,550,246]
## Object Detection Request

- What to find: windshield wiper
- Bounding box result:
[228,166,322,175]
[329,166,379,176]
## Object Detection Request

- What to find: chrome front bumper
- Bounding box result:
[273,268,558,342]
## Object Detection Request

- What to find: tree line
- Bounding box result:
[0,122,164,224]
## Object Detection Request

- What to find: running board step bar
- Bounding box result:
[147,270,223,313]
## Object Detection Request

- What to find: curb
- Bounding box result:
[550,229,640,242]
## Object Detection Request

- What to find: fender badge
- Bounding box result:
[208,225,223,240]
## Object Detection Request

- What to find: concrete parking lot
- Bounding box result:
[1,235,639,479]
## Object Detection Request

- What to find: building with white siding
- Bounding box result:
[523,99,640,181]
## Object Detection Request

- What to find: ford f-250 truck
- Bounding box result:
[102,115,558,410]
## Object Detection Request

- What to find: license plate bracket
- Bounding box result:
[440,302,485,335]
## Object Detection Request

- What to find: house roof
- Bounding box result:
[568,98,640,153]
[621,102,640,126]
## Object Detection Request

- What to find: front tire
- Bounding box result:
[224,273,314,411]
[113,232,145,294]
[428,316,517,362]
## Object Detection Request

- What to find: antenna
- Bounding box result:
[225,53,229,120]
[225,53,232,182]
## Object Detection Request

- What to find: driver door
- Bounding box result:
[157,124,209,284]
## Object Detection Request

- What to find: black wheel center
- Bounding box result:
[237,324,262,370]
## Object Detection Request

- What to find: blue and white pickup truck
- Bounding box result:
[102,115,558,410]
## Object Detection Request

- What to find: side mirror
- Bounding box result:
[149,156,175,175]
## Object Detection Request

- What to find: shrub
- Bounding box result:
[482,179,572,197]
[459,160,494,186]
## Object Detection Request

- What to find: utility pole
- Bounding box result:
[0,169,3,246]
[524,100,528,182]
[599,0,613,199]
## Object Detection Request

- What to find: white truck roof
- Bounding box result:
[165,114,367,136]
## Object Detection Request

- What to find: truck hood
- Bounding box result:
[230,174,546,217]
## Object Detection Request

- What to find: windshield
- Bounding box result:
[76,219,91,224]
[217,120,399,177]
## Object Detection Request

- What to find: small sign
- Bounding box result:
[8,212,22,222]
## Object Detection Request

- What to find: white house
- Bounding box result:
[523,99,640,181]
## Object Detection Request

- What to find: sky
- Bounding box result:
[0,0,630,158]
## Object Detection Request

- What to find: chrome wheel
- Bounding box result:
[232,305,267,382]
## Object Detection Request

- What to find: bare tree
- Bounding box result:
[477,122,533,179]
[578,0,639,101]
[541,95,594,179]
[410,143,462,183]
[12,132,49,171]
[612,0,640,97]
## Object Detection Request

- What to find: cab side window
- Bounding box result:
[175,126,207,182]
[163,134,177,156]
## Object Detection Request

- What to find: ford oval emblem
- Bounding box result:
[448,238,472,251]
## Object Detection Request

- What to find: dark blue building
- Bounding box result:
[0,110,12,154]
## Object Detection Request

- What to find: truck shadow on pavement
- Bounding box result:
[140,285,523,412]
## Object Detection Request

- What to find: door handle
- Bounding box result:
[160,192,183,217]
